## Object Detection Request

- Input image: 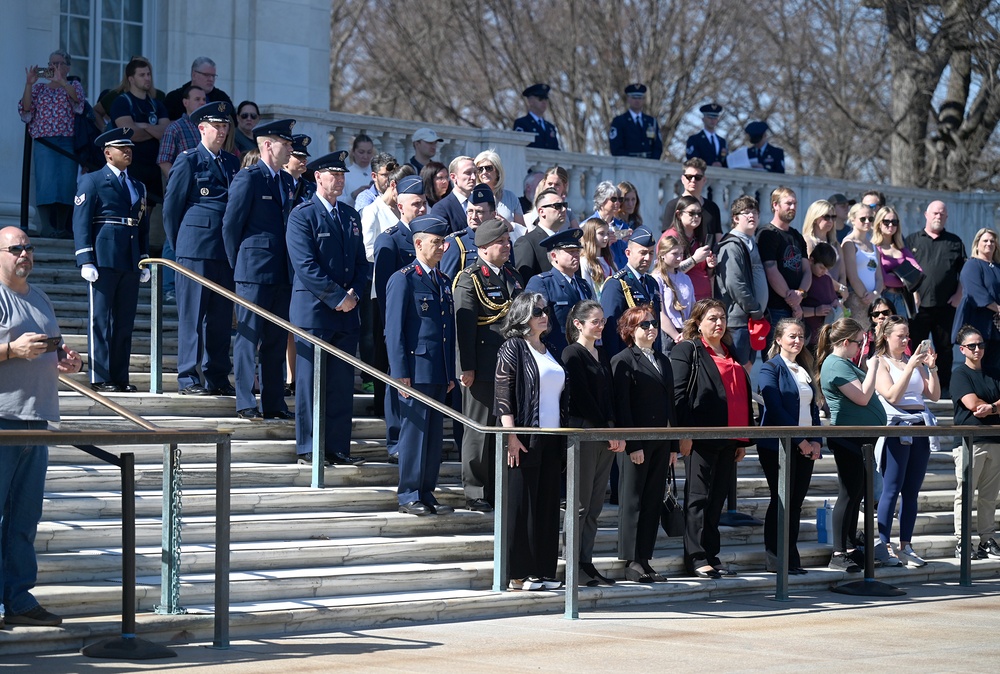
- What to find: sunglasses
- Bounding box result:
[681,210,703,218]
[858,216,874,223]
[542,201,568,210]
[682,174,705,181]
[962,342,985,351]
[882,219,899,226]
[239,112,259,120]
[2,244,34,255]
[871,309,893,318]
[845,338,863,346]
[476,165,496,173]
[820,214,836,220]
[638,320,659,330]
[607,196,622,203]
[531,306,546,318]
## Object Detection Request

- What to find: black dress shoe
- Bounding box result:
[284,382,295,396]
[329,453,366,466]
[466,498,494,512]
[398,501,431,516]
[91,382,121,393]
[692,566,722,579]
[387,454,399,464]
[263,410,295,420]
[209,384,236,396]
[296,454,331,467]
[427,503,454,515]
[179,384,212,396]
[237,408,263,420]
[714,567,737,577]
[117,384,138,393]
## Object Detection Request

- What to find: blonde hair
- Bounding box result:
[474,149,506,193]
[802,199,837,253]
[656,236,685,313]
[580,217,615,288]
[871,207,904,248]
[971,227,1000,264]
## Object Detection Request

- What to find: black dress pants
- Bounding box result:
[683,442,736,571]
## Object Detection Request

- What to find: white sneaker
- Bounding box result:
[539,577,563,590]
[897,543,927,567]
[509,577,543,591]
[874,541,902,567]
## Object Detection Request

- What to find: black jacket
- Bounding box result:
[611,346,677,455]
[561,343,615,428]
[494,337,570,455]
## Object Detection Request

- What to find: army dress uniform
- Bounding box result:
[600,229,663,356]
[523,229,593,358]
[609,84,662,159]
[73,128,150,391]
[384,216,456,511]
[286,152,368,464]
[221,118,297,418]
[453,219,523,507]
[162,102,240,395]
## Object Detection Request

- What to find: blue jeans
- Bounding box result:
[729,324,756,366]
[0,419,48,616]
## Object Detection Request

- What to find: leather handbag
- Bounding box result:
[660,463,685,537]
[892,260,925,293]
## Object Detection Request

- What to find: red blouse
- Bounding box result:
[18,81,86,139]
[702,338,750,442]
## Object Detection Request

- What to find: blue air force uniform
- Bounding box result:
[384,215,456,508]
[685,130,728,166]
[287,152,368,461]
[162,103,241,394]
[600,228,662,356]
[513,84,560,150]
[221,118,298,416]
[609,83,662,159]
[754,143,785,174]
[72,128,150,389]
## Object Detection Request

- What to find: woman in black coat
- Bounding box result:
[670,298,754,579]
[562,300,625,586]
[495,292,569,591]
[611,304,677,582]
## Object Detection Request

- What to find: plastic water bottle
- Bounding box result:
[816,500,829,544]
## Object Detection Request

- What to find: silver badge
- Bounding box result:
[200,187,210,196]
[421,301,429,312]
[74,193,86,206]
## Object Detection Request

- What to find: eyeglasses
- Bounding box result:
[871,309,893,318]
[845,338,863,346]
[638,320,659,330]
[2,244,34,255]
[239,112,259,120]
[542,201,568,210]
[531,306,546,318]
[737,210,758,218]
[682,174,705,181]
[858,216,874,223]
[962,342,985,351]
[194,70,218,79]
[681,210,703,218]
[48,61,66,67]
[585,317,608,326]
[882,219,899,226]
[607,196,622,203]
[820,214,836,220]
[476,165,496,173]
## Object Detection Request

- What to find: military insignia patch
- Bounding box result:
[74,193,86,206]
[339,151,348,162]
[609,126,618,140]
[200,187,210,196]
[289,120,296,129]
[302,137,310,146]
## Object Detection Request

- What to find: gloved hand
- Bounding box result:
[139,267,151,283]
[81,264,99,283]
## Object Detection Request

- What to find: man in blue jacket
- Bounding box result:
[162,101,240,396]
[72,127,150,392]
[222,118,297,420]
[286,151,367,466]
[385,214,456,516]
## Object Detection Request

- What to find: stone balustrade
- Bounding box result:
[264,104,1000,243]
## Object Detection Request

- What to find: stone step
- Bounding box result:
[63,333,179,353]
[5,555,998,656]
[27,532,990,620]
[46,438,390,464]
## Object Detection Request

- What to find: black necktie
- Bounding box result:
[119,172,132,203]
[216,156,228,186]
[634,114,642,127]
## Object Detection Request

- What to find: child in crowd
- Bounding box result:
[579,217,617,299]
[802,242,841,350]
[652,235,694,352]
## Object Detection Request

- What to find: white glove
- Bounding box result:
[81,264,99,283]
[139,268,151,283]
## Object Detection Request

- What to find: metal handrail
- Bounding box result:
[141,259,987,620]
[59,374,160,430]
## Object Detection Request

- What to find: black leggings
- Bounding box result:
[830,438,873,552]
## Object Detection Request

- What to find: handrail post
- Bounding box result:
[149,264,163,394]
[311,343,326,488]
[862,443,876,580]
[564,435,580,619]
[774,437,792,601]
[960,436,973,587]
[121,452,137,637]
[213,435,232,649]
[157,443,183,614]
[492,431,508,592]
